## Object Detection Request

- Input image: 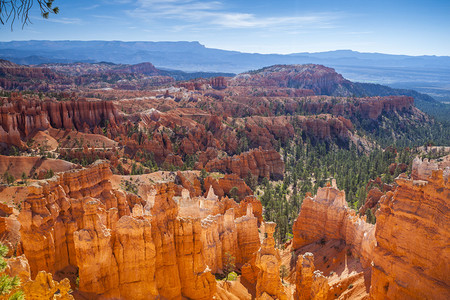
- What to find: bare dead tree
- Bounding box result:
[0,0,59,29]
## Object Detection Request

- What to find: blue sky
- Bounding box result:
[1,0,449,55]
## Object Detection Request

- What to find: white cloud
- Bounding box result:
[46,17,82,24]
[82,4,101,10]
[126,0,340,30]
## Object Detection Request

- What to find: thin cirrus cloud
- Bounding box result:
[43,17,83,25]
[126,0,340,30]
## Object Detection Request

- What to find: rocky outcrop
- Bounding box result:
[18,161,121,277]
[232,64,350,95]
[255,222,287,300]
[205,148,284,180]
[294,252,329,300]
[294,115,352,140]
[292,186,375,267]
[211,77,227,90]
[73,198,120,297]
[0,98,120,147]
[359,187,384,216]
[201,209,238,274]
[292,158,450,300]
[370,165,450,299]
[17,161,160,299]
[11,161,264,299]
[0,62,64,91]
[6,254,74,299]
[114,215,158,299]
[411,155,450,181]
[358,96,414,120]
[204,174,253,201]
[235,204,261,267]
[175,217,216,300]
[22,271,74,300]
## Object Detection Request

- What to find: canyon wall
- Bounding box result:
[292,158,450,300]
[205,148,285,180]
[370,163,450,299]
[0,99,120,147]
[292,185,375,267]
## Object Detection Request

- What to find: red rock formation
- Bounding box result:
[175,217,216,299]
[205,148,284,180]
[211,76,228,90]
[114,215,158,299]
[0,97,120,147]
[204,174,253,201]
[294,252,329,300]
[0,61,64,91]
[231,64,350,96]
[201,209,238,274]
[255,222,287,300]
[74,198,120,297]
[13,161,222,299]
[238,196,263,226]
[359,187,384,216]
[292,186,375,268]
[235,204,260,267]
[358,96,414,120]
[292,158,450,300]
[294,115,352,140]
[23,271,74,299]
[370,164,450,299]
[163,153,184,168]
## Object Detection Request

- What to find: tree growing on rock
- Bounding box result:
[0,243,24,299]
[223,252,235,282]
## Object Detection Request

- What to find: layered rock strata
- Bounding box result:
[292,157,450,300]
[370,165,450,299]
[294,253,329,300]
[255,222,287,300]
[0,98,120,147]
[205,148,284,180]
[292,186,375,267]
[13,160,262,299]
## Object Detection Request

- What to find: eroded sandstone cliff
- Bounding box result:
[370,162,450,299]
[4,160,264,299]
[0,98,120,147]
[292,158,450,300]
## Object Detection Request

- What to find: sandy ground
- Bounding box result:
[0,155,78,179]
[280,239,371,300]
[48,128,118,149]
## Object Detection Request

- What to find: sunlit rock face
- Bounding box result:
[292,186,375,268]
[0,98,120,147]
[6,160,264,299]
[294,252,329,300]
[205,148,285,180]
[370,158,450,300]
[292,156,450,300]
[255,222,288,300]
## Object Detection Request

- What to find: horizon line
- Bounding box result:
[0,40,449,58]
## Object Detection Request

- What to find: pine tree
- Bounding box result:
[0,244,24,299]
[223,252,235,282]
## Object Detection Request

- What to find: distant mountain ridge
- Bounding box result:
[1,40,449,104]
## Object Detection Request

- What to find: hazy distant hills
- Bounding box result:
[1,40,449,103]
